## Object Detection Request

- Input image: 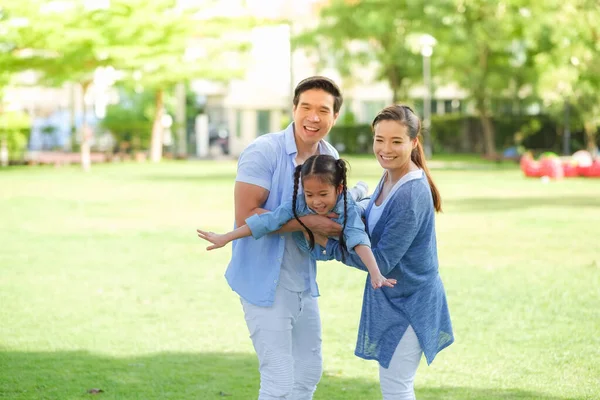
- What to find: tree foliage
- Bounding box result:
[1,0,255,165]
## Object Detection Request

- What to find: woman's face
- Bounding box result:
[302,176,342,215]
[372,120,417,172]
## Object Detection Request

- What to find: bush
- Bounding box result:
[329,113,588,154]
[101,90,154,152]
[0,111,30,161]
[327,124,372,154]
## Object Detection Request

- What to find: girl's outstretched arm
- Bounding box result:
[196,225,252,250]
[354,245,397,289]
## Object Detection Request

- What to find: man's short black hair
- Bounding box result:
[293,76,343,114]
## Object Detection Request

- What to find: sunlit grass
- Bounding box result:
[1,158,599,399]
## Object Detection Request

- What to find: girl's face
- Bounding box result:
[302,176,342,215]
[373,120,417,172]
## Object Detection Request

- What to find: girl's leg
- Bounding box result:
[379,325,423,400]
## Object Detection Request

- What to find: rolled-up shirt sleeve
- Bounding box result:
[245,200,295,239]
[235,140,274,191]
[343,204,371,251]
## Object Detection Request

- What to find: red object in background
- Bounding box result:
[577,165,590,176]
[562,162,579,177]
[520,155,542,177]
[579,159,600,177]
[539,157,564,179]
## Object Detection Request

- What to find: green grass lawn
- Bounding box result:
[1,157,599,400]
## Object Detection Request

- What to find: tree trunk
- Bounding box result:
[69,83,76,151]
[584,121,598,157]
[473,44,496,157]
[80,81,92,172]
[391,87,399,104]
[475,97,496,157]
[387,67,402,104]
[175,82,187,158]
[150,89,164,163]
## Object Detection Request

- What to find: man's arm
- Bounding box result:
[234,182,270,227]
[234,182,342,237]
[279,214,342,237]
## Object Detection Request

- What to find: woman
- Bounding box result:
[313,105,454,399]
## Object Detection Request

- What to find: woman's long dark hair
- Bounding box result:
[292,154,348,260]
[371,104,442,212]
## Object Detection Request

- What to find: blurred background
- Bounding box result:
[1,0,599,169]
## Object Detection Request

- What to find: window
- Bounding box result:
[235,110,242,138]
[413,99,424,117]
[361,101,386,123]
[444,100,453,114]
[257,110,271,136]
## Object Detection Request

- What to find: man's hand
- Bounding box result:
[301,214,342,237]
[312,233,329,247]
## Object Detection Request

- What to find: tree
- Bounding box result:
[293,0,426,103]
[2,0,254,168]
[113,0,251,162]
[430,0,540,156]
[295,0,543,157]
[2,0,122,170]
[535,0,600,156]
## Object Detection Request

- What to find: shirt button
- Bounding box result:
[322,250,326,255]
[273,279,278,283]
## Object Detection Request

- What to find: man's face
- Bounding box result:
[292,89,338,147]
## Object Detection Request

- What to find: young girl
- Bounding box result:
[197,154,396,290]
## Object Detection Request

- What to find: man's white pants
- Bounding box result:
[379,325,423,400]
[241,285,322,400]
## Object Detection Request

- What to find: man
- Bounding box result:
[225,76,343,399]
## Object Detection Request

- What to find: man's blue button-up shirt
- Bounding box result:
[224,123,338,306]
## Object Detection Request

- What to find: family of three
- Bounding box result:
[197,76,454,400]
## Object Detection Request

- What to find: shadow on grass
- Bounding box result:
[0,350,579,400]
[416,387,582,400]
[448,196,600,212]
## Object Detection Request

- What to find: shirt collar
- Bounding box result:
[307,194,345,215]
[284,123,297,155]
[332,194,346,215]
[284,122,326,156]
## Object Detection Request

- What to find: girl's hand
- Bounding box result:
[370,273,397,290]
[196,229,228,250]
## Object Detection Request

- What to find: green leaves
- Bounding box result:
[294,0,427,102]
[1,0,254,91]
